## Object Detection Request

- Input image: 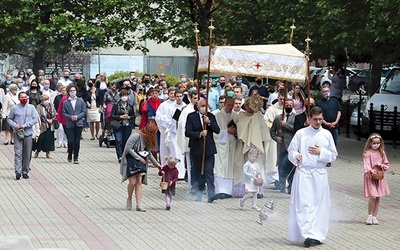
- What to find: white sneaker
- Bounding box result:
[365,216,373,225]
[372,217,379,225]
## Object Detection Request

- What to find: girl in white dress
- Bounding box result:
[239,147,262,211]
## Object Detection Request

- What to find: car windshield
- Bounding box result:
[381,69,400,94]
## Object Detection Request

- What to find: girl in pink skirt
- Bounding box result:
[363,133,390,225]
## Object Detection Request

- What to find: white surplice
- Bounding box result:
[213,109,237,195]
[177,103,195,184]
[287,125,338,243]
[155,100,186,178]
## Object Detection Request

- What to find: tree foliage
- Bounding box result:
[2,0,400,95]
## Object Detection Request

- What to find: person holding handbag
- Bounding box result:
[111,89,135,163]
[7,91,38,180]
[120,122,161,212]
[34,94,57,159]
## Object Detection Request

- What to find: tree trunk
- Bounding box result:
[370,59,383,96]
[32,49,45,77]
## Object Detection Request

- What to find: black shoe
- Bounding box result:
[257,194,264,199]
[118,158,121,163]
[304,238,322,247]
[184,171,188,182]
[16,173,21,180]
[10,141,14,145]
[68,155,72,163]
[326,163,331,167]
[166,206,171,211]
[74,160,79,164]
[22,174,29,179]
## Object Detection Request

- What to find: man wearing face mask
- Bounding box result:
[58,70,73,87]
[185,98,220,203]
[41,79,56,104]
[7,91,38,180]
[216,75,227,96]
[249,77,269,110]
[270,99,296,194]
[16,78,28,92]
[62,85,87,164]
[316,85,341,145]
[0,74,14,93]
[234,75,249,98]
[143,74,154,93]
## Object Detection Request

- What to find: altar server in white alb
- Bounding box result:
[155,87,186,179]
[287,106,338,247]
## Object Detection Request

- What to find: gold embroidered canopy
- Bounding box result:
[198,43,306,82]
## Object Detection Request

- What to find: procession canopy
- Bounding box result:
[198,43,306,82]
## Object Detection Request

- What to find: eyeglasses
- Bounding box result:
[311,118,323,121]
[370,135,381,139]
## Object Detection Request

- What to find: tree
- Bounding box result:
[0,0,145,74]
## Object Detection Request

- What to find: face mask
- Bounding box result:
[237,80,242,84]
[69,92,76,98]
[43,100,50,106]
[20,98,28,105]
[6,81,11,84]
[30,86,37,90]
[18,83,23,89]
[323,93,330,99]
[371,143,380,150]
[44,85,50,90]
[190,87,197,92]
[285,107,293,113]
[124,86,130,91]
[74,79,79,83]
[151,78,155,82]
[181,78,187,83]
[121,96,128,102]
[219,82,226,88]
[143,80,150,84]
[19,74,24,78]
[64,76,70,80]
[199,107,206,114]
[256,80,262,85]
[88,83,94,88]
[163,94,168,100]
[130,76,135,80]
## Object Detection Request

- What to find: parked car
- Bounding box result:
[315,67,357,90]
[348,68,391,94]
[361,67,400,137]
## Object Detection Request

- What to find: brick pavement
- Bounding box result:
[0,131,399,249]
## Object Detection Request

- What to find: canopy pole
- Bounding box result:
[201,18,215,175]
[305,34,312,117]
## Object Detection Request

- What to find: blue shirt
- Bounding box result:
[7,103,38,137]
[208,88,220,111]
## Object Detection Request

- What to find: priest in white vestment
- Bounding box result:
[177,91,199,187]
[287,106,337,247]
[213,97,237,197]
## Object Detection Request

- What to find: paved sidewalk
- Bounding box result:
[0,131,399,249]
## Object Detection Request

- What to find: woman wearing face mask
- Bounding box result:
[34,94,57,158]
[26,80,42,108]
[111,89,135,163]
[1,84,19,145]
[85,79,102,140]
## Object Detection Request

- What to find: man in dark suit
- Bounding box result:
[62,85,87,164]
[185,98,220,203]
[270,99,296,194]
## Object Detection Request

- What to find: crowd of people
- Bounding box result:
[0,68,391,248]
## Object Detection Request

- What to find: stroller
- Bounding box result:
[99,103,116,148]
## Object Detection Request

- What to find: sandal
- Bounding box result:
[252,206,261,212]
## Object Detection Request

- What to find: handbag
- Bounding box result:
[16,129,26,140]
[126,154,147,176]
[53,120,60,129]
[109,120,121,130]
